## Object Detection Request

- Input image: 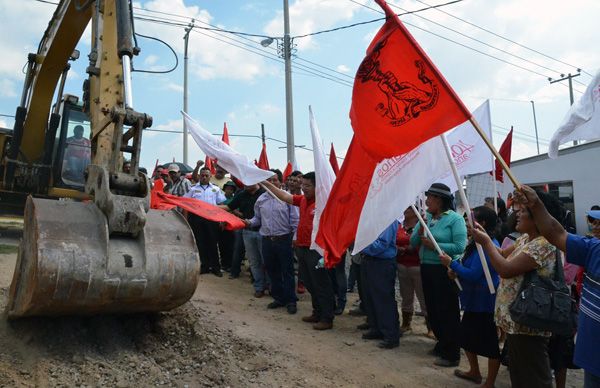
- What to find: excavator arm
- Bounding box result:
[5,0,199,318]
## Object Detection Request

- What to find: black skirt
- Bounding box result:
[459,311,501,359]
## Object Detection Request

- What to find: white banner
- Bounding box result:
[183,112,274,185]
[309,106,336,254]
[549,70,600,158]
[437,100,494,192]
[353,136,449,253]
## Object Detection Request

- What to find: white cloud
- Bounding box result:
[136,0,270,81]
[144,55,160,66]
[163,82,184,93]
[336,64,350,73]
[263,0,370,50]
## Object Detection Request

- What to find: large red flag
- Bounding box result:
[316,0,471,267]
[494,127,513,183]
[151,180,245,230]
[222,122,230,145]
[257,143,270,170]
[282,161,293,183]
[350,0,470,160]
[315,138,377,265]
[329,143,340,176]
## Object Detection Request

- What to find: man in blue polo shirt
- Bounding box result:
[516,186,600,388]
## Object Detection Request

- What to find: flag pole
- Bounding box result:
[410,204,462,291]
[441,135,496,294]
[470,117,520,188]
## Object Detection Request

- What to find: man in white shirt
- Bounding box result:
[185,167,227,277]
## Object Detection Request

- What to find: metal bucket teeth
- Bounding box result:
[6,197,199,318]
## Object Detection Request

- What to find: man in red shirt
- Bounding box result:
[261,172,335,330]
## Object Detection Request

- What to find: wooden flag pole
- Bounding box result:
[441,135,496,294]
[469,117,520,189]
[410,204,462,291]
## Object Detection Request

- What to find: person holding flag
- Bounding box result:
[261,172,336,330]
[410,183,467,367]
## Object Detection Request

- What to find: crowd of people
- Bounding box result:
[151,160,600,388]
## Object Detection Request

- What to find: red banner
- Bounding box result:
[151,180,245,230]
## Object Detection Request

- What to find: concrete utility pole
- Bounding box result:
[283,0,296,166]
[261,123,266,144]
[549,71,581,146]
[182,21,194,165]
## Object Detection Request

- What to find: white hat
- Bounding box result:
[168,163,180,173]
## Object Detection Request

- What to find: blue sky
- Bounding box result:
[1,0,599,173]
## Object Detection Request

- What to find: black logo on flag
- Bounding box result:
[357,38,439,127]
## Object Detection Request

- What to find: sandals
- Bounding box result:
[453,369,483,384]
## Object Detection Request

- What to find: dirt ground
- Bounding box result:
[0,240,584,387]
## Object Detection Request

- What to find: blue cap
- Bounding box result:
[587,210,600,220]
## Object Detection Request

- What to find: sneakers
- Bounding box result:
[286,304,297,315]
[356,322,370,330]
[212,270,223,278]
[253,291,264,298]
[302,314,319,323]
[313,321,333,330]
[267,301,285,309]
[362,331,384,340]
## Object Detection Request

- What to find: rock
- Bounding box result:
[343,341,355,346]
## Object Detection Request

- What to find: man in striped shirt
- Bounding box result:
[166,163,191,197]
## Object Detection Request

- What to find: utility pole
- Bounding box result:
[530,100,540,155]
[182,21,194,165]
[549,71,580,146]
[283,0,296,166]
[261,123,266,144]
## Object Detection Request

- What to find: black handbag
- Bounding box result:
[509,248,578,336]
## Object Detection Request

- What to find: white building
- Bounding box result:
[465,140,600,234]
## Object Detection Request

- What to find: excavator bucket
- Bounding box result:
[6,197,199,318]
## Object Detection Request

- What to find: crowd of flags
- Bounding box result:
[155,0,599,270]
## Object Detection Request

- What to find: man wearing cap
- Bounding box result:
[515,187,600,388]
[185,167,227,276]
[166,163,192,197]
[246,169,299,313]
[410,182,466,367]
[219,183,266,289]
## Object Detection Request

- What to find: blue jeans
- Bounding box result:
[243,230,265,292]
[585,371,600,388]
[262,233,297,305]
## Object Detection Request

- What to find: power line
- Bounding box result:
[412,0,594,78]
[385,1,588,88]
[292,0,464,39]
[351,0,585,95]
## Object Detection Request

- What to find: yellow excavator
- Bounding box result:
[0,0,199,318]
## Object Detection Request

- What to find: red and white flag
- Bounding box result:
[316,0,471,266]
[350,0,470,160]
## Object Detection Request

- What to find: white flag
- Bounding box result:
[182,112,273,185]
[353,136,448,253]
[437,100,494,192]
[309,106,336,254]
[549,71,600,158]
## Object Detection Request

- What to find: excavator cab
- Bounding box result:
[4,0,199,318]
